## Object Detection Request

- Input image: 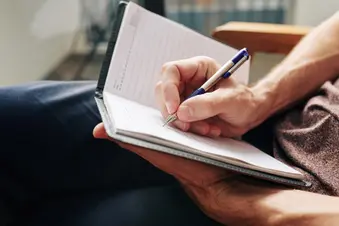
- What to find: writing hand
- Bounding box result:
[155,56,269,138]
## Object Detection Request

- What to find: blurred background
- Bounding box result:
[1,0,339,86]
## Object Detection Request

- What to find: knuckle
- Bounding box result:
[155,81,163,93]
[196,59,206,72]
[210,95,225,112]
[195,55,213,63]
[161,61,175,74]
[194,56,209,68]
[194,56,220,78]
[161,61,180,84]
[197,56,218,66]
[155,80,163,89]
[162,81,175,96]
[200,125,210,136]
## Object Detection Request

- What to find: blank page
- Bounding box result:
[104,2,250,109]
[104,92,303,179]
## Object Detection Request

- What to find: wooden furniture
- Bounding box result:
[212,22,312,56]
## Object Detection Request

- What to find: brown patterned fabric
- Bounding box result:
[273,76,339,195]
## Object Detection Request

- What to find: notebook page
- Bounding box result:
[104,92,303,178]
[104,2,250,109]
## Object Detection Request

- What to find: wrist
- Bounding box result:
[249,79,278,125]
[185,176,286,226]
[185,176,339,226]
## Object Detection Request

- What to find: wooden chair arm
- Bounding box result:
[212,22,312,55]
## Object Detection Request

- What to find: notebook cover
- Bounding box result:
[94,0,312,189]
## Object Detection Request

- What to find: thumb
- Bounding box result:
[93,123,109,139]
[176,90,225,122]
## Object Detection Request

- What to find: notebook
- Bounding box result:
[94,0,311,188]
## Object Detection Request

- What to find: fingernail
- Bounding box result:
[166,102,175,114]
[177,106,193,120]
[174,121,189,131]
[210,127,221,137]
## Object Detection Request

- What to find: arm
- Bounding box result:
[251,12,339,121]
[188,14,339,224]
[188,177,339,226]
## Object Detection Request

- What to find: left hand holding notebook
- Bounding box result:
[155,56,267,138]
[93,122,282,226]
[93,122,241,225]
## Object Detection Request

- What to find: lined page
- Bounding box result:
[104,2,250,109]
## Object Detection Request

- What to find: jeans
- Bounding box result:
[0,81,222,226]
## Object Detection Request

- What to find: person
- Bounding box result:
[93,10,339,225]
[1,10,339,226]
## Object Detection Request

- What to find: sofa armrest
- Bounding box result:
[212,22,312,55]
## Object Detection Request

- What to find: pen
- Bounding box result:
[163,48,250,126]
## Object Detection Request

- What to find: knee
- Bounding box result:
[0,83,40,121]
[0,81,98,136]
[0,81,97,118]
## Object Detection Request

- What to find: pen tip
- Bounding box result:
[162,114,177,127]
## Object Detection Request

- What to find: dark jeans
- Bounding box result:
[0,81,223,226]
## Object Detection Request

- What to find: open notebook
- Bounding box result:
[95,1,311,188]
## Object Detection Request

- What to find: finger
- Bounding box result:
[200,117,223,137]
[207,117,246,138]
[160,56,219,114]
[176,89,226,122]
[188,121,221,137]
[188,121,210,136]
[162,81,181,114]
[155,81,190,131]
[218,122,247,138]
[207,124,222,137]
[93,123,109,139]
[156,85,190,132]
[155,80,185,114]
[179,81,185,95]
[155,81,169,117]
[176,76,238,122]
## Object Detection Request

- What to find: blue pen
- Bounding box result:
[163,48,250,126]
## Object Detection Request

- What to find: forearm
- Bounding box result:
[188,179,339,226]
[229,181,339,226]
[251,12,339,119]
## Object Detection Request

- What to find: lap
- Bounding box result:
[0,81,179,224]
[0,80,174,188]
[17,186,221,226]
[0,80,284,226]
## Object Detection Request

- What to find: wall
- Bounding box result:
[293,0,339,26]
[1,1,339,85]
[0,0,80,85]
[247,1,339,83]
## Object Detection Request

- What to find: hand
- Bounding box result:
[92,125,230,185]
[93,123,239,224]
[93,124,286,226]
[155,56,270,138]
